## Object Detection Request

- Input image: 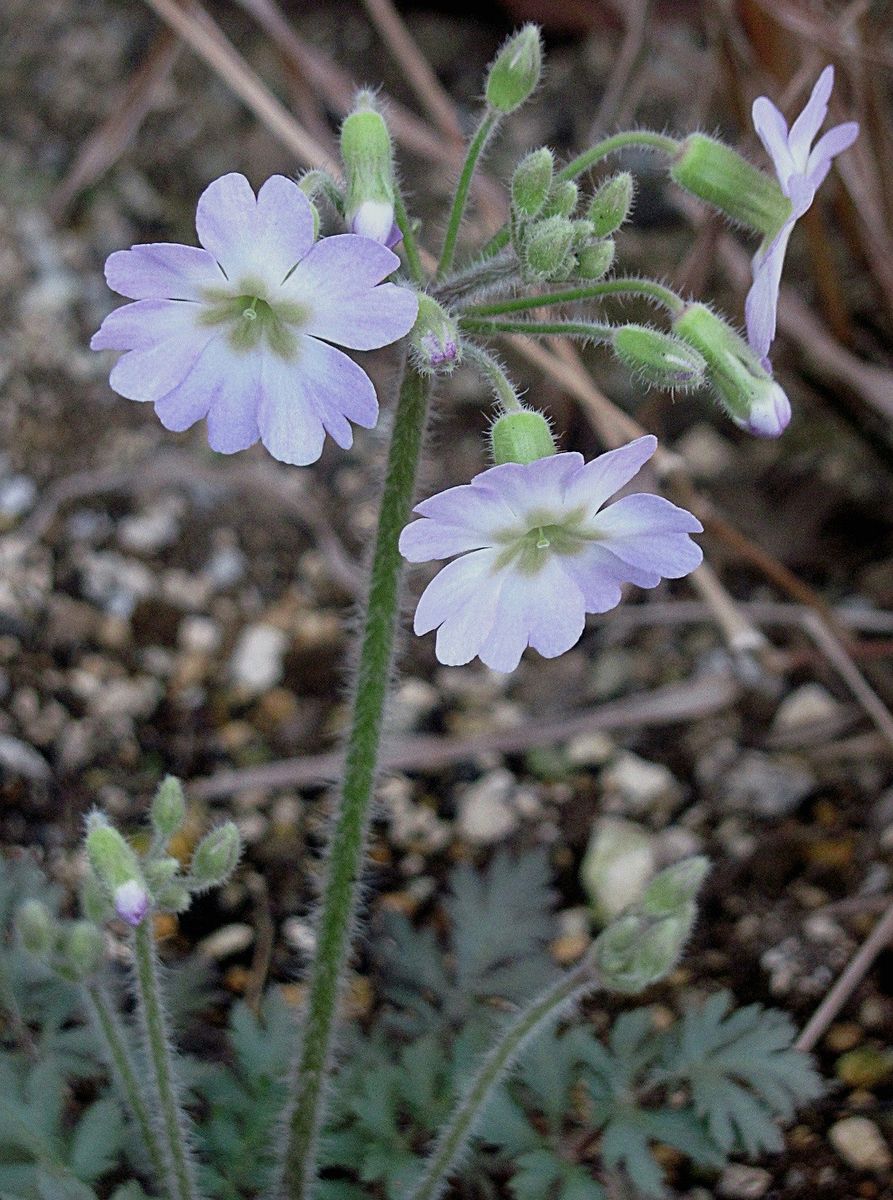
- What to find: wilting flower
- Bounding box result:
[92,173,418,464]
[746,66,858,367]
[399,435,702,672]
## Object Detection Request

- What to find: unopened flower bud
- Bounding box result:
[190,822,241,890]
[587,172,634,236]
[144,856,181,892]
[672,303,792,436]
[81,869,114,925]
[511,148,554,219]
[522,216,576,280]
[670,134,791,238]
[150,775,186,843]
[341,95,397,246]
[542,180,579,219]
[642,856,710,918]
[573,238,615,280]
[595,910,691,994]
[16,899,55,957]
[612,324,707,390]
[113,880,150,927]
[486,24,542,114]
[410,295,461,375]
[490,408,556,466]
[154,883,192,914]
[62,921,105,979]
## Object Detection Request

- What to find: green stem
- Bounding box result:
[437,110,500,280]
[404,959,600,1200]
[279,365,433,1200]
[460,317,615,341]
[394,188,426,286]
[462,343,523,410]
[459,276,685,318]
[85,979,168,1185]
[480,130,681,259]
[133,921,199,1200]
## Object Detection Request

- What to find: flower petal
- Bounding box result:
[806,121,859,189]
[745,220,794,363]
[752,96,794,185]
[153,335,260,454]
[561,543,656,611]
[91,299,200,351]
[564,435,657,520]
[589,494,703,578]
[196,173,258,281]
[399,517,501,562]
[524,557,587,660]
[402,483,518,562]
[108,323,217,403]
[297,335,379,444]
[254,175,316,281]
[282,235,417,350]
[788,65,834,169]
[256,350,327,467]
[413,549,500,636]
[476,453,585,521]
[104,244,223,301]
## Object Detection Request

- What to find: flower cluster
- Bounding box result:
[747,66,858,367]
[92,173,418,465]
[399,436,702,672]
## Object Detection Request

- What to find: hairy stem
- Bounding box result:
[394,188,426,286]
[460,316,615,340]
[481,130,681,259]
[437,110,500,279]
[133,920,199,1200]
[462,343,523,410]
[85,979,168,1183]
[458,276,686,317]
[404,959,601,1200]
[278,365,433,1200]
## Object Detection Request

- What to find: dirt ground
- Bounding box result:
[2,1,893,1196]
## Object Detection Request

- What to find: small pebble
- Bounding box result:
[197,923,254,960]
[829,1117,891,1172]
[717,1165,772,1199]
[229,623,289,694]
[457,769,520,845]
[773,683,841,730]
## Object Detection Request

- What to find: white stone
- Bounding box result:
[118,499,181,554]
[580,817,655,922]
[773,683,841,730]
[197,923,254,960]
[0,734,51,783]
[829,1117,891,1173]
[457,769,519,845]
[178,615,222,655]
[717,1165,772,1199]
[0,475,37,520]
[229,624,289,694]
[566,731,615,767]
[601,752,682,815]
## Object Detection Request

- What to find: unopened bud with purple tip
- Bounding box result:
[85,812,151,927]
[341,93,399,247]
[410,295,461,375]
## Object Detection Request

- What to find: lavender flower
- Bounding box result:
[113,880,150,927]
[92,174,418,464]
[746,66,858,367]
[399,436,702,672]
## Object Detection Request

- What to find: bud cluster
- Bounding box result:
[510,160,631,284]
[16,898,104,982]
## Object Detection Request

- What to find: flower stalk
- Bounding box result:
[278,365,433,1199]
[458,276,686,318]
[437,110,501,279]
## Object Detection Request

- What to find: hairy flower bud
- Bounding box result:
[113,880,150,927]
[341,94,397,245]
[672,303,792,436]
[486,24,542,114]
[144,856,181,892]
[154,883,192,914]
[16,899,55,957]
[588,172,634,236]
[150,775,186,843]
[542,180,579,219]
[612,324,707,390]
[670,134,791,238]
[642,856,710,918]
[522,215,576,280]
[81,868,114,925]
[190,822,242,890]
[573,238,615,280]
[410,294,461,375]
[62,921,105,979]
[490,408,556,466]
[85,812,150,927]
[596,910,692,994]
[511,148,554,219]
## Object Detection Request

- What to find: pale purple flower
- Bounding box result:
[746,66,858,367]
[92,174,418,465]
[113,880,150,927]
[348,200,402,249]
[399,436,703,673]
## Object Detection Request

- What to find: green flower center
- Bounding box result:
[493,508,592,575]
[200,281,311,360]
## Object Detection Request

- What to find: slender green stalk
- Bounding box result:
[133,921,199,1200]
[480,130,681,259]
[279,365,433,1200]
[459,276,686,318]
[85,979,168,1183]
[460,316,614,340]
[394,188,425,286]
[462,343,523,410]
[404,959,601,1200]
[437,110,500,279]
